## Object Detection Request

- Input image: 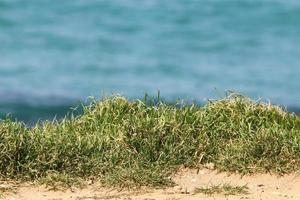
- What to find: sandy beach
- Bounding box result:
[2,168,300,200]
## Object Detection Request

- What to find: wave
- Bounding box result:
[0,99,83,126]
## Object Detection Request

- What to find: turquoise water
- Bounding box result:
[1,0,300,122]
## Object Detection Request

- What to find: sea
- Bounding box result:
[0,0,299,123]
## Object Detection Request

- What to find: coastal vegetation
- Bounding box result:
[194,183,249,196]
[0,94,299,187]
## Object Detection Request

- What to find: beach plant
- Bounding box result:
[0,94,299,187]
[194,183,249,195]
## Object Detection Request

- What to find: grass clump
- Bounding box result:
[194,183,249,196]
[0,94,299,187]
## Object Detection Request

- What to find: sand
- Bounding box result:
[1,168,300,200]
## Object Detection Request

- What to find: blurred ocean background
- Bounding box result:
[0,0,299,123]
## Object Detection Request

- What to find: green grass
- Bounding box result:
[194,183,249,195]
[0,94,299,187]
